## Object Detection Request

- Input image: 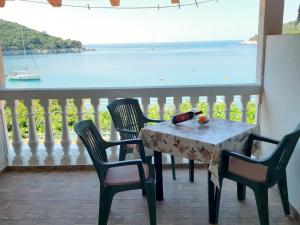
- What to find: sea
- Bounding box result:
[3,40,257,89]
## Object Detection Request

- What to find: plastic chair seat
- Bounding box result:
[126,144,136,150]
[104,164,149,186]
[228,157,268,183]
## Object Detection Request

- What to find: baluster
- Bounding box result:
[0,101,9,165]
[7,99,23,165]
[40,99,55,165]
[58,98,71,164]
[24,99,39,165]
[241,95,250,123]
[108,98,118,160]
[74,98,84,148]
[190,96,198,110]
[142,97,150,117]
[174,96,180,114]
[91,98,100,131]
[74,98,87,164]
[158,97,165,120]
[207,96,215,118]
[225,95,233,120]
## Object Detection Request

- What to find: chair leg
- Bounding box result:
[99,189,114,225]
[277,172,290,215]
[170,155,176,180]
[145,182,157,225]
[189,160,194,182]
[254,187,269,225]
[237,183,246,201]
[119,145,127,161]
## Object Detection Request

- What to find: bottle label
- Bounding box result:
[175,113,190,122]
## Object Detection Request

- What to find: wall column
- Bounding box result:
[0,46,9,170]
[256,0,285,123]
[257,0,285,85]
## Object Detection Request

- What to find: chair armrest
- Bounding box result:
[249,134,280,145]
[103,159,143,168]
[144,117,164,123]
[115,128,139,137]
[107,139,147,163]
[222,150,264,165]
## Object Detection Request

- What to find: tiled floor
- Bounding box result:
[0,168,298,225]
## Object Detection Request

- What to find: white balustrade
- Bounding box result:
[207,96,215,118]
[40,99,55,165]
[74,98,84,148]
[6,99,23,165]
[142,97,150,116]
[59,98,71,164]
[225,95,234,120]
[158,97,165,120]
[91,98,100,131]
[174,96,180,114]
[74,98,86,164]
[0,84,261,166]
[24,99,39,165]
[241,95,251,123]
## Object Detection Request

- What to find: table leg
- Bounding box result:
[208,171,221,224]
[154,151,164,201]
[189,160,194,182]
[237,137,252,201]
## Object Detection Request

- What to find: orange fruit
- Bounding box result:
[198,115,207,123]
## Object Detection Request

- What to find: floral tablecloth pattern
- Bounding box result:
[140,119,259,187]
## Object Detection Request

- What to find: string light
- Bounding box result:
[12,0,218,10]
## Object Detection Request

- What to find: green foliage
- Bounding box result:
[230,103,242,122]
[213,102,225,119]
[148,104,160,120]
[282,21,300,35]
[250,20,300,41]
[179,100,192,113]
[247,101,256,125]
[100,111,111,135]
[196,101,208,114]
[0,19,82,52]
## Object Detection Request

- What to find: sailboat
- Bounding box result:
[7,26,41,81]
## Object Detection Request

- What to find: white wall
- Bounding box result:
[0,107,8,172]
[261,35,300,213]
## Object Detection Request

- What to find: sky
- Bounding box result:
[0,0,299,44]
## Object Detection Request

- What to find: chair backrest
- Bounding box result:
[107,98,146,139]
[74,120,108,180]
[266,123,300,186]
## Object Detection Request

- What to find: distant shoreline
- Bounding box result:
[2,46,95,56]
[240,39,257,45]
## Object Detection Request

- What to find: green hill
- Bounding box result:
[249,21,300,42]
[0,19,85,54]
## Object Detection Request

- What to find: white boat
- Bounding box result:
[6,26,41,81]
[7,71,41,80]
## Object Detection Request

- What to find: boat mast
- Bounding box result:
[20,26,26,56]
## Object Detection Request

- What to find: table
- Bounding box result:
[140,119,258,224]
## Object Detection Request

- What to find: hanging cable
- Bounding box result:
[14,0,217,10]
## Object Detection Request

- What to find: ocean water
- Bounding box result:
[3,40,257,89]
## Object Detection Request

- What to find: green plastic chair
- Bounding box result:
[215,123,300,225]
[107,98,179,180]
[75,120,156,225]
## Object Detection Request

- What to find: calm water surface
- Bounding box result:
[3,40,257,89]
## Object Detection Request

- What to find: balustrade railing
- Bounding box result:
[0,84,261,166]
